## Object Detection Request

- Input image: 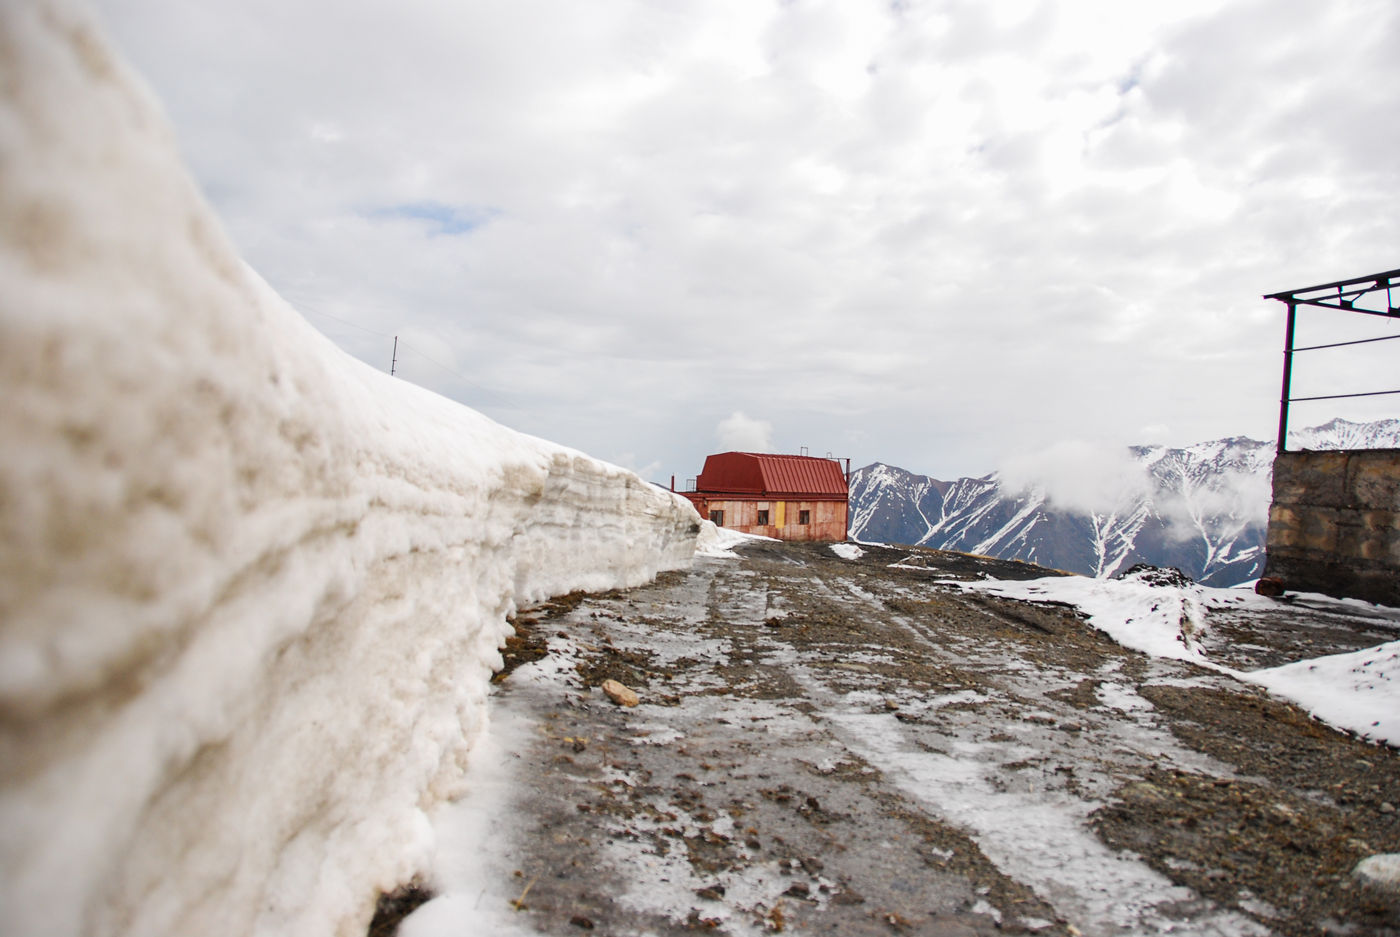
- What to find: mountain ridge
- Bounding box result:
[849,418,1400,586]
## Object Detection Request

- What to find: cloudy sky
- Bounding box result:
[92,0,1399,482]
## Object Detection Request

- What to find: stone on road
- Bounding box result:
[434,541,1400,937]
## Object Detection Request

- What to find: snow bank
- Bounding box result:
[0,4,698,936]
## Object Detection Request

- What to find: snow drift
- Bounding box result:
[0,4,699,935]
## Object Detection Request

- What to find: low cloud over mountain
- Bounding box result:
[850,419,1400,587]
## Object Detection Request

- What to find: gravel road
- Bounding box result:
[405,541,1400,937]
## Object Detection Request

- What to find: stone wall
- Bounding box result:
[1263,449,1400,606]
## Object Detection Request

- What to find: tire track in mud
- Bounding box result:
[436,540,1400,937]
[739,547,1268,936]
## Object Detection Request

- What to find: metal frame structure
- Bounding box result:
[1264,267,1400,453]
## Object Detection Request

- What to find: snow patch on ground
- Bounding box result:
[824,711,1270,936]
[0,7,698,936]
[949,574,1400,747]
[829,543,865,560]
[696,522,767,557]
[1095,682,1153,714]
[399,706,543,937]
[950,574,1217,666]
[1245,641,1400,747]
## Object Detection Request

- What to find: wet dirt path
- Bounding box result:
[442,541,1400,937]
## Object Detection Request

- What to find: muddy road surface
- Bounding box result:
[411,541,1400,937]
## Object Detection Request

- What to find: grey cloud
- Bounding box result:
[90,0,1400,485]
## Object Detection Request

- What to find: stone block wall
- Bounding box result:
[1263,449,1400,606]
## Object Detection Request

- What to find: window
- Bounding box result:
[799,510,811,525]
[756,509,770,525]
[709,510,724,526]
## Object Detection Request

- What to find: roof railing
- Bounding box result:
[1264,267,1400,453]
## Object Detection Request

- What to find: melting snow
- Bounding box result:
[829,543,865,560]
[824,712,1270,936]
[696,522,761,557]
[949,574,1218,666]
[950,574,1400,746]
[1246,642,1400,746]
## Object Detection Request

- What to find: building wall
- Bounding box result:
[698,498,847,543]
[1262,449,1400,606]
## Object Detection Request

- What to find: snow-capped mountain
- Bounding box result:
[1288,418,1400,452]
[850,418,1400,586]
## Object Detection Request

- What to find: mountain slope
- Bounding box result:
[850,419,1400,586]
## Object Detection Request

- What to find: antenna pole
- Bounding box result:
[391,335,398,376]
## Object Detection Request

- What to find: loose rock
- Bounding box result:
[601,679,639,707]
[1353,853,1400,892]
[1116,564,1194,587]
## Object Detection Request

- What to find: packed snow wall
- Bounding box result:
[0,4,700,936]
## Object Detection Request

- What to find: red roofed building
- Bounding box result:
[680,452,850,542]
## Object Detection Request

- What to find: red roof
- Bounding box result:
[695,452,847,499]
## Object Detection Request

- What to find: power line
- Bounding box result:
[287,295,523,411]
[289,296,396,340]
[395,340,521,411]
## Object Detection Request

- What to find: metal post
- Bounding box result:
[1276,303,1296,453]
[391,335,398,376]
[843,458,851,542]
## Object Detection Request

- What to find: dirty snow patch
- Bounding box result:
[1243,641,1400,746]
[1096,683,1153,714]
[824,712,1269,936]
[950,577,1400,747]
[697,522,769,557]
[400,706,541,937]
[948,575,1220,668]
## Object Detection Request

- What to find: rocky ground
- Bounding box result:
[396,540,1400,937]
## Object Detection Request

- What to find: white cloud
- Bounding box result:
[1154,469,1273,544]
[999,441,1151,514]
[89,0,1400,482]
[609,452,662,481]
[999,436,1275,546]
[716,411,774,453]
[1137,424,1172,444]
